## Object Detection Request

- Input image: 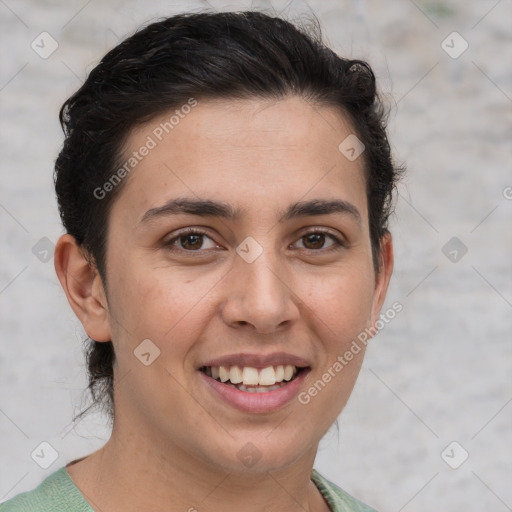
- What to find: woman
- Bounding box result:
[0,10,401,512]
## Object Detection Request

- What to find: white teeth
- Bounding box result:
[206,364,300,386]
[238,384,282,392]
[242,367,260,385]
[219,366,230,382]
[229,366,243,384]
[283,364,295,381]
[275,365,285,382]
[259,366,276,385]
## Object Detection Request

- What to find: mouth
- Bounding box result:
[199,364,309,393]
[197,352,312,413]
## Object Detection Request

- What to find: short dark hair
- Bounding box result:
[54,11,403,420]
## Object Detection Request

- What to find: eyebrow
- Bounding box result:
[140,197,361,225]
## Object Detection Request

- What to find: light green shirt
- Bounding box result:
[0,466,377,511]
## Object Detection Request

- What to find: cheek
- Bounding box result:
[297,270,373,432]
[305,264,375,341]
[107,258,216,350]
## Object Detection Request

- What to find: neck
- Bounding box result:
[67,420,330,512]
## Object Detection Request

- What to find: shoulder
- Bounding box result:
[0,467,92,512]
[311,468,378,512]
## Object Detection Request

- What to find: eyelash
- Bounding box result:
[164,227,346,255]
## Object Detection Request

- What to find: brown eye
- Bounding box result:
[179,233,204,250]
[165,228,217,252]
[294,230,345,252]
[302,233,326,250]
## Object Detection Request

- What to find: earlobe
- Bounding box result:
[54,234,111,342]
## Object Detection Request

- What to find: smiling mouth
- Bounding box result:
[199,364,308,393]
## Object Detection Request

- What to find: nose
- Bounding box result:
[220,247,300,335]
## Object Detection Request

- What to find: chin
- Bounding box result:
[199,433,313,475]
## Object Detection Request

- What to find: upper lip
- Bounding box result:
[199,352,311,370]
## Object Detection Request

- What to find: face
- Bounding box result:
[96,96,392,472]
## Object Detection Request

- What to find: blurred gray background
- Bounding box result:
[1,1,511,510]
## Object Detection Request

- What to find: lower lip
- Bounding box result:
[199,369,310,414]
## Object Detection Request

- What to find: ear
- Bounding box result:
[369,232,394,326]
[54,234,111,342]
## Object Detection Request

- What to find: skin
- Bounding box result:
[55,96,393,512]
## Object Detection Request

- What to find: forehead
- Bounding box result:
[111,96,367,225]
